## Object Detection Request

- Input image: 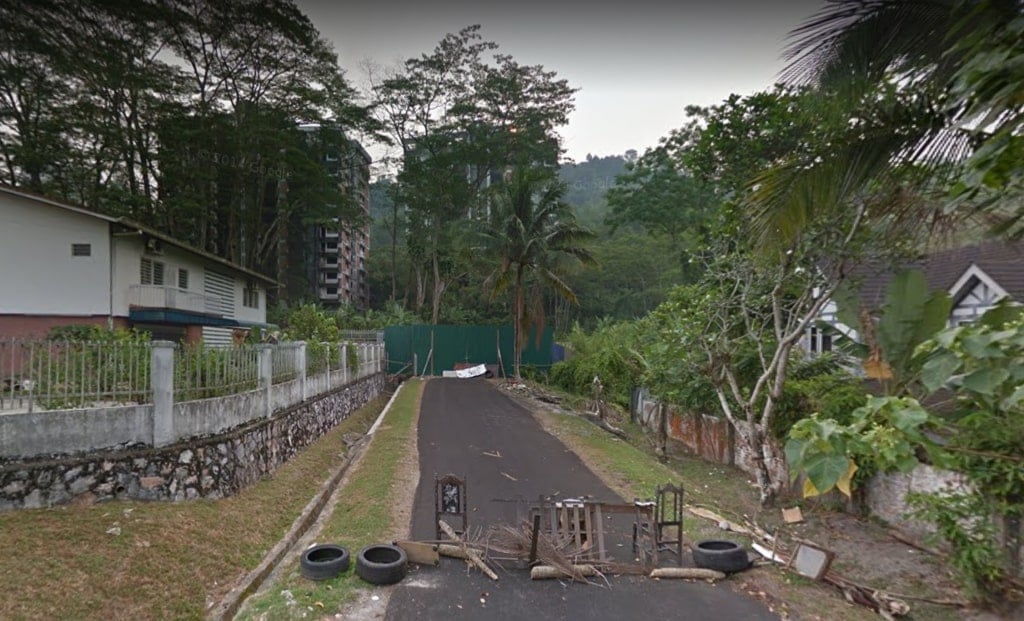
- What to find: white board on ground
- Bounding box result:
[454,364,487,379]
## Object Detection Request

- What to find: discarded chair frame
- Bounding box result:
[632,483,684,568]
[434,473,468,541]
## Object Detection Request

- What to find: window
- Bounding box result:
[141,258,165,285]
[71,243,91,257]
[243,287,259,309]
[807,327,832,354]
[178,268,189,290]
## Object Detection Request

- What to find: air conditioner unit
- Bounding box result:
[145,237,164,255]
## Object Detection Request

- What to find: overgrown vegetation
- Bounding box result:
[787,304,1024,603]
[548,320,644,409]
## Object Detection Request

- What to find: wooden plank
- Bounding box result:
[531,564,599,580]
[650,567,725,581]
[572,506,582,553]
[394,541,439,566]
[594,503,606,562]
[600,503,641,515]
[439,520,498,580]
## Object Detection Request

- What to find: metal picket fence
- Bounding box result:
[0,338,152,413]
[0,338,382,413]
[174,343,260,401]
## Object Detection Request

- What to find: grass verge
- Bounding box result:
[0,390,392,621]
[527,401,966,621]
[238,378,424,619]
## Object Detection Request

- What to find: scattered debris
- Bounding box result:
[791,541,834,580]
[752,537,911,617]
[531,564,600,580]
[439,520,498,581]
[500,472,518,482]
[482,450,501,458]
[687,506,753,536]
[782,507,804,524]
[394,541,440,566]
[650,567,725,581]
[106,526,122,536]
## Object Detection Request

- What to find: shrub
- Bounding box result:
[548,319,643,408]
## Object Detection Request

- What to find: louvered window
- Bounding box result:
[141,258,165,285]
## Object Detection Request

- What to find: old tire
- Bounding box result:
[692,540,750,573]
[300,544,350,581]
[356,544,408,585]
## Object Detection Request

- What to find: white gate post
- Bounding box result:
[296,342,307,400]
[151,341,175,447]
[258,344,273,418]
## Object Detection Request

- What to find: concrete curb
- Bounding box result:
[207,382,404,620]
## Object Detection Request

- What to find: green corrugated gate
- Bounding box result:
[383,325,553,376]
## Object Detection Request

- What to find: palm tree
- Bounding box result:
[482,167,595,379]
[751,0,1022,243]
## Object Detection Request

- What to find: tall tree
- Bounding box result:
[370,26,576,323]
[481,167,595,379]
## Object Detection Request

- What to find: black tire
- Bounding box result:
[356,543,408,585]
[300,544,350,581]
[691,540,750,573]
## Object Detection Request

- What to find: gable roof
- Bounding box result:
[846,241,1024,310]
[0,184,279,286]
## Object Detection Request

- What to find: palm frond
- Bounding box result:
[782,0,960,90]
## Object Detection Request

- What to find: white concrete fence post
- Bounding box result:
[296,341,307,400]
[257,344,273,418]
[338,342,345,386]
[342,342,349,384]
[151,340,175,447]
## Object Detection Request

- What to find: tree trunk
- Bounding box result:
[656,403,668,461]
[431,253,446,325]
[513,265,524,379]
[742,425,779,506]
[390,211,398,302]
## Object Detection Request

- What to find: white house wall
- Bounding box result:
[112,236,220,317]
[0,193,111,315]
[112,235,266,325]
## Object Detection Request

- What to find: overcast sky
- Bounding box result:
[296,0,824,164]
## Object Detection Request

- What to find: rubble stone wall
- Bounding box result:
[0,374,384,511]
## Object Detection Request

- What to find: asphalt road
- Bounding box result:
[385,379,777,621]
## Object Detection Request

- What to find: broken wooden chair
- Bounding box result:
[434,473,467,540]
[633,483,685,567]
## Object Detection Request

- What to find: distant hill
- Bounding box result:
[558,153,630,227]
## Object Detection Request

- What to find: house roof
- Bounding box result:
[0,184,279,286]
[848,240,1024,308]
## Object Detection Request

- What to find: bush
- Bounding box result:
[548,320,643,408]
[771,363,866,439]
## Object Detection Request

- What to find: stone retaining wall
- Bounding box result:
[0,374,384,511]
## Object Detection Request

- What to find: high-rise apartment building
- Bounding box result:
[296,125,371,310]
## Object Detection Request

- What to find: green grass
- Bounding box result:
[0,391,392,621]
[239,378,424,619]
[530,402,978,621]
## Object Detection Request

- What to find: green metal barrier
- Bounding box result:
[383,325,553,376]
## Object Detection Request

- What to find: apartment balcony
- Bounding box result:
[319,272,340,285]
[127,285,238,327]
[318,288,339,301]
[318,257,339,269]
[320,228,339,240]
[129,285,220,314]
